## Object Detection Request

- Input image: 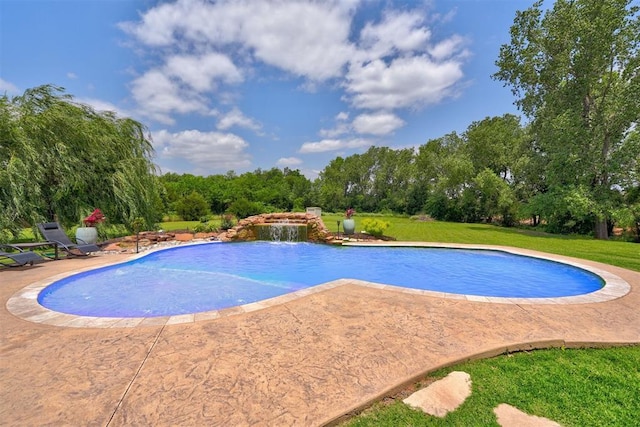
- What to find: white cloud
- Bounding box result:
[345,54,465,110]
[276,157,303,167]
[129,53,244,124]
[343,8,469,112]
[433,7,458,25]
[130,69,208,124]
[120,0,356,81]
[216,107,262,132]
[240,1,355,80]
[164,52,243,91]
[428,35,466,61]
[153,129,251,170]
[358,11,430,61]
[319,111,353,137]
[0,78,19,94]
[67,72,78,79]
[117,0,185,46]
[120,0,358,125]
[121,0,469,149]
[299,138,371,153]
[336,111,349,121]
[75,97,130,118]
[352,112,405,135]
[319,122,351,138]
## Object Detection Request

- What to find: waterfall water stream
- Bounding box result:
[255,223,308,242]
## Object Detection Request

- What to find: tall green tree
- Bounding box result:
[409,136,453,215]
[463,114,525,180]
[316,156,353,212]
[369,146,415,213]
[316,146,416,214]
[494,0,640,239]
[0,85,161,238]
[412,133,475,221]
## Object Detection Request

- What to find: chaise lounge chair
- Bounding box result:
[0,247,45,267]
[37,222,100,256]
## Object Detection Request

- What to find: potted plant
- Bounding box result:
[343,207,356,235]
[76,208,105,244]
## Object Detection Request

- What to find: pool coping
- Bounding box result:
[6,241,631,328]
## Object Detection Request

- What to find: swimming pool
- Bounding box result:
[37,242,605,318]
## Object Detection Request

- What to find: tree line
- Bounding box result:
[158,114,638,241]
[1,0,638,241]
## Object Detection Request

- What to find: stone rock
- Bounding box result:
[403,371,472,417]
[174,233,194,242]
[194,232,214,239]
[494,404,562,427]
[218,212,332,243]
[102,243,123,252]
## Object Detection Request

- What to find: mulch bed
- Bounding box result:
[327,232,396,241]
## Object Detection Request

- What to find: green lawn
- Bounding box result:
[343,346,640,427]
[158,220,201,231]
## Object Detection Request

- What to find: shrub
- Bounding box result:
[162,213,182,222]
[175,191,209,221]
[130,217,146,234]
[193,222,216,233]
[227,198,264,218]
[361,218,390,237]
[220,214,235,230]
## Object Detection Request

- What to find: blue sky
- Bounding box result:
[1,0,533,179]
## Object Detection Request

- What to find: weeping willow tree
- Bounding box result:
[0,85,162,240]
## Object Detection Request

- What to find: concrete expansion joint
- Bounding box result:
[107,324,167,426]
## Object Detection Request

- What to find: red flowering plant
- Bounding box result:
[83,209,105,227]
[345,208,355,219]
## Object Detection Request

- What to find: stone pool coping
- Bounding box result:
[6,241,631,328]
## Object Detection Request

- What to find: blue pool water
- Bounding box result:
[38,242,604,317]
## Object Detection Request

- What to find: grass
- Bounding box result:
[158,220,201,231]
[343,346,640,427]
[324,214,640,272]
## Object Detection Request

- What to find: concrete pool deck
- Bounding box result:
[1,243,639,426]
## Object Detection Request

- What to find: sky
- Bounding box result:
[1,0,534,179]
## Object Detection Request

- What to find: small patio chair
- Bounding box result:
[0,247,45,267]
[37,222,100,256]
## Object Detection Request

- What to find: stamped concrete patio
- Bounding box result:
[1,244,639,426]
